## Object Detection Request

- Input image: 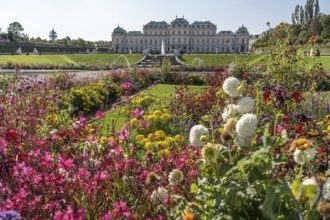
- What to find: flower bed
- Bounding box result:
[1,23,330,219]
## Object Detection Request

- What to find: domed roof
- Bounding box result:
[170,17,189,27]
[113,26,127,34]
[236,25,249,34]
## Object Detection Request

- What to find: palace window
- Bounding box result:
[178,31,181,34]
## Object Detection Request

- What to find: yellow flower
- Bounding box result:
[135,134,145,142]
[158,149,171,157]
[156,141,169,148]
[144,141,152,150]
[148,133,155,139]
[165,137,175,143]
[147,115,157,122]
[153,110,162,117]
[141,138,149,143]
[309,130,319,136]
[162,109,170,114]
[291,138,312,150]
[99,136,107,145]
[154,130,166,139]
[160,113,171,121]
[175,134,185,142]
[130,118,139,127]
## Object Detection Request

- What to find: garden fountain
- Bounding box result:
[161,40,165,55]
[191,58,204,67]
[33,48,39,55]
[113,55,131,68]
[16,47,22,54]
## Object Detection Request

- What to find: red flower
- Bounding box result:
[291,92,303,103]
[263,91,271,102]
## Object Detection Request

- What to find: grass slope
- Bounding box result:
[0,54,143,66]
[97,84,203,133]
[181,54,330,71]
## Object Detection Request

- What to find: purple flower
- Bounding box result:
[0,210,21,220]
[292,81,301,87]
[270,83,276,89]
[95,111,105,119]
[121,82,133,91]
[118,129,129,141]
[132,108,144,119]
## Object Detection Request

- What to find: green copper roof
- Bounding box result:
[170,17,189,27]
[113,26,127,34]
[236,25,249,34]
[127,31,143,35]
[144,21,169,28]
[191,21,216,28]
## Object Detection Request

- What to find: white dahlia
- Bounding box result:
[201,142,220,163]
[189,125,208,147]
[235,114,258,137]
[168,169,183,185]
[293,148,317,164]
[222,77,240,97]
[222,104,239,122]
[324,179,330,200]
[151,187,168,205]
[237,97,255,113]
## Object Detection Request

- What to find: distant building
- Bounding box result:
[112,17,250,54]
[249,35,260,51]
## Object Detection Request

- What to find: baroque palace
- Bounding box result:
[112,16,250,54]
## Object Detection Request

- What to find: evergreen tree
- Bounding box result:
[293,5,300,24]
[300,5,305,25]
[314,0,320,17]
[292,14,296,25]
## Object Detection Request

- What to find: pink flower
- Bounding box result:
[132,108,144,119]
[118,129,129,141]
[57,156,75,170]
[121,82,133,91]
[95,111,105,119]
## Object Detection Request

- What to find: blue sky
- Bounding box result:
[1,0,330,41]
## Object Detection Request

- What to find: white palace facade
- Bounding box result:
[111,17,250,54]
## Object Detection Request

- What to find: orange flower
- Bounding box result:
[308,35,317,43]
[182,212,195,220]
[279,22,285,26]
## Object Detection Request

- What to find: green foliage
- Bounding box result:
[7,21,24,40]
[67,81,119,115]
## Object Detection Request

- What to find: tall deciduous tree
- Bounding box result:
[7,21,24,40]
[310,16,323,35]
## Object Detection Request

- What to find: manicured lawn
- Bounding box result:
[180,54,264,66]
[181,54,330,71]
[0,54,143,66]
[97,84,203,133]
